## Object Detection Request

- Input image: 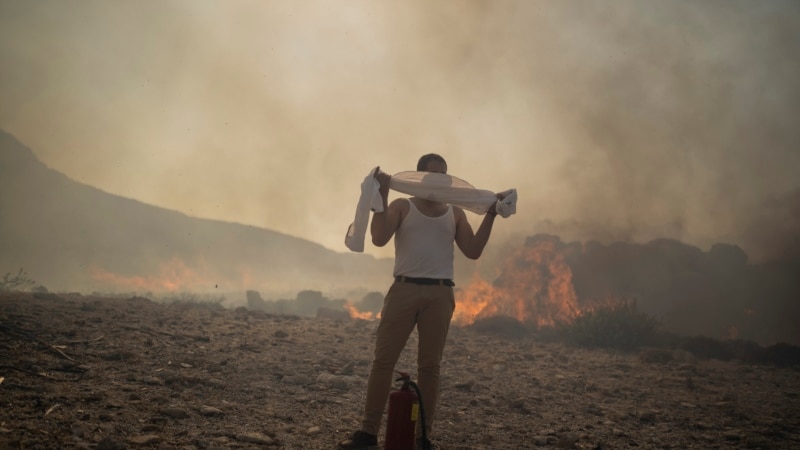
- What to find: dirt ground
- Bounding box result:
[1,292,799,449]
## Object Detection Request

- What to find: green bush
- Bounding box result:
[558,298,660,351]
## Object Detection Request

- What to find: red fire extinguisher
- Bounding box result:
[384,372,428,450]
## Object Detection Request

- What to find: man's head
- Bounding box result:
[417,153,447,174]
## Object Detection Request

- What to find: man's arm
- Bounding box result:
[454,191,508,259]
[371,199,405,247]
[454,207,496,260]
[370,170,403,247]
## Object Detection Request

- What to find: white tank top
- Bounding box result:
[393,199,455,279]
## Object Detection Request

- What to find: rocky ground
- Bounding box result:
[1,292,799,449]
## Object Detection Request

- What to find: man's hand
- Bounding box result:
[486,191,508,216]
[374,166,391,202]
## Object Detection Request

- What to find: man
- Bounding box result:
[339,154,505,450]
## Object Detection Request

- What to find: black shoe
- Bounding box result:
[338,430,378,450]
[416,436,435,450]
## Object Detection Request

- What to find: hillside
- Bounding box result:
[0,130,392,299]
[2,129,798,346]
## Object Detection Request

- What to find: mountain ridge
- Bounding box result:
[0,129,392,297]
[2,130,798,345]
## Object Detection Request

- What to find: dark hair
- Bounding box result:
[417,153,447,171]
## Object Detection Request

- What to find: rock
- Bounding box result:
[338,361,356,375]
[149,416,169,425]
[723,431,743,441]
[316,372,358,390]
[454,381,474,391]
[282,374,312,386]
[204,377,226,389]
[638,411,657,423]
[96,437,127,450]
[556,432,580,448]
[141,376,163,386]
[510,398,531,414]
[160,407,189,419]
[200,406,224,417]
[150,395,170,404]
[128,434,161,445]
[71,423,87,438]
[237,433,274,445]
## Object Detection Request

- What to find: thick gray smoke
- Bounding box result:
[0,1,798,262]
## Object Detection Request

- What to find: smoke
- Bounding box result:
[0,1,798,262]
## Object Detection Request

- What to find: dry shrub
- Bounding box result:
[0,268,35,292]
[558,298,660,351]
[764,342,800,368]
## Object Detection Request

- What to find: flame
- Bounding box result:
[344,302,380,320]
[90,257,212,293]
[455,235,581,327]
[89,234,583,330]
[452,274,500,326]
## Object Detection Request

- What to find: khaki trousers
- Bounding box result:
[361,281,455,437]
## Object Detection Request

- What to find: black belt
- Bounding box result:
[395,276,455,287]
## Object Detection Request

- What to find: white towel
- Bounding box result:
[344,167,382,253]
[345,168,517,252]
[496,188,517,218]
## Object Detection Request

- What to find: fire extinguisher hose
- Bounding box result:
[406,380,430,450]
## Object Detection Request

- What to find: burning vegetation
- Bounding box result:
[451,234,799,348]
[89,258,211,293]
[54,230,798,351]
[453,234,580,327]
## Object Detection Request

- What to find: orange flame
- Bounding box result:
[452,275,500,326]
[89,257,212,293]
[455,235,581,327]
[344,302,380,320]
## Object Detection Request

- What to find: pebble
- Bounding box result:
[282,374,312,385]
[200,405,224,417]
[723,431,743,441]
[96,437,126,450]
[338,361,356,375]
[141,376,163,385]
[160,407,189,419]
[237,432,274,445]
[127,434,161,445]
[316,372,357,390]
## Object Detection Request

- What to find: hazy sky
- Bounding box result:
[2,0,798,261]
